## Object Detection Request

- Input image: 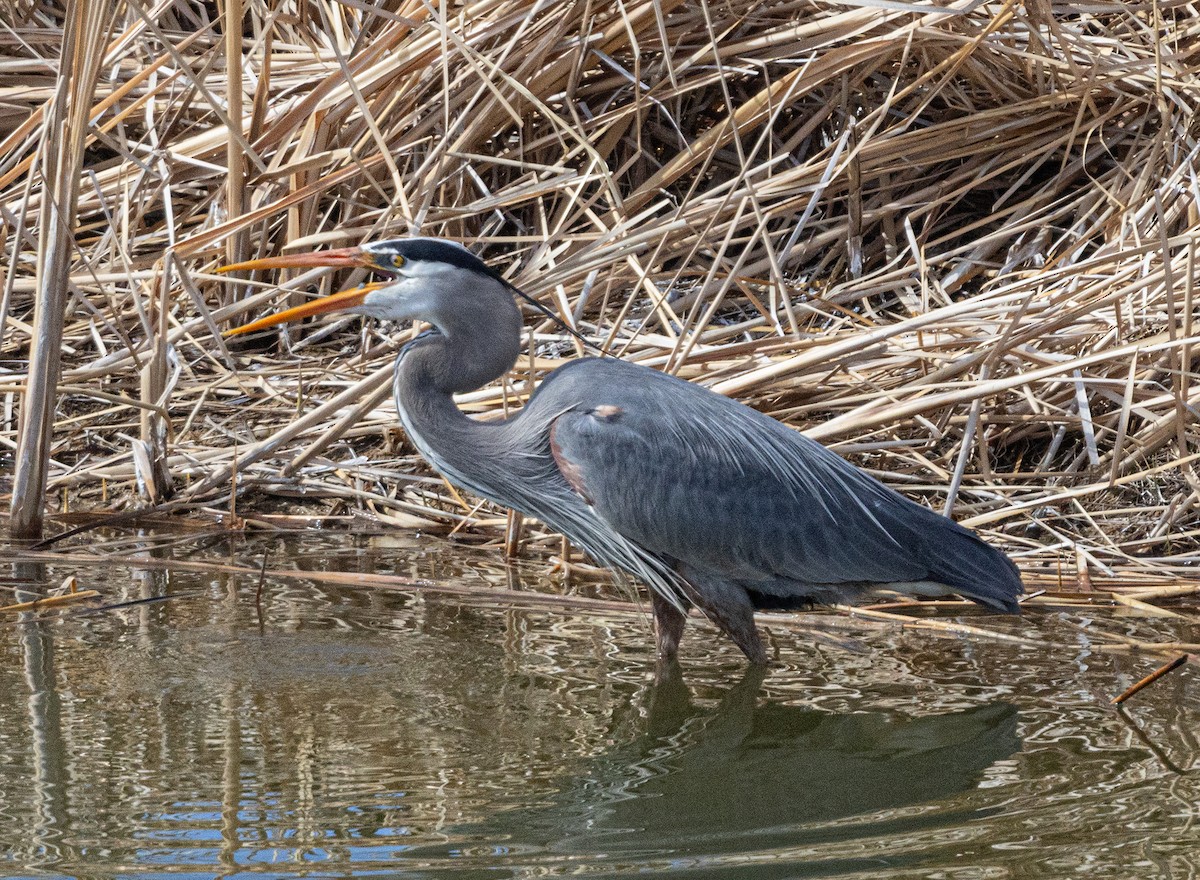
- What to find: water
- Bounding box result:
[1,532,1197,878]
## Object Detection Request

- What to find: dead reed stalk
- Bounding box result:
[8,0,114,537]
[0,1,1197,582]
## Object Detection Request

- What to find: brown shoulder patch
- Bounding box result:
[549,418,593,505]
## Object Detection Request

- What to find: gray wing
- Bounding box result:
[543,359,1021,611]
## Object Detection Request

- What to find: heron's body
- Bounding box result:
[224,238,1023,668]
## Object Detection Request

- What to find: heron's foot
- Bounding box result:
[651,590,688,666]
[653,653,683,687]
[675,566,768,666]
[732,627,768,666]
[692,608,768,665]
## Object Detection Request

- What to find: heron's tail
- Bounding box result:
[922,519,1023,613]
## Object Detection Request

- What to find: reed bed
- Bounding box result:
[2,0,1199,584]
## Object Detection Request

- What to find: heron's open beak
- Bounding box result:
[218,245,389,336]
[216,245,377,274]
[224,281,388,336]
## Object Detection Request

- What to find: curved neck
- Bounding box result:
[391,282,527,502]
[387,279,588,536]
[399,281,523,396]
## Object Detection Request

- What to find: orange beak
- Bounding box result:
[219,244,393,336]
[216,245,378,274]
[224,281,388,336]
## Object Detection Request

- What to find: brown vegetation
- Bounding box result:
[2,1,1199,581]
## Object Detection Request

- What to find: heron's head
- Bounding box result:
[219,237,510,335]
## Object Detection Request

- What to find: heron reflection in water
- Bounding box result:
[404,667,1022,870]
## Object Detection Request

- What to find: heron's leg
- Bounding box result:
[678,566,768,666]
[651,589,689,664]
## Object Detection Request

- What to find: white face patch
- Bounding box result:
[357,268,454,322]
[352,238,505,330]
[354,282,411,321]
[396,260,461,281]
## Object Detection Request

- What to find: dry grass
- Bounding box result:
[2,0,1199,581]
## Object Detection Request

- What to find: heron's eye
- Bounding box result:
[390,254,405,268]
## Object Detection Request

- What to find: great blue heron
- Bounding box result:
[221,238,1022,667]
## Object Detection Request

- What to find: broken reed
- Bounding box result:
[0,1,1198,573]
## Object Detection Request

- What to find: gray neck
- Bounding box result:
[398,279,523,396]
[391,280,527,502]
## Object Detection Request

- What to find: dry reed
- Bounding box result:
[1,0,1198,586]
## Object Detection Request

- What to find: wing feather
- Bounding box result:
[545,359,1020,610]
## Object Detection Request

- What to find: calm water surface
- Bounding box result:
[1,532,1197,878]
